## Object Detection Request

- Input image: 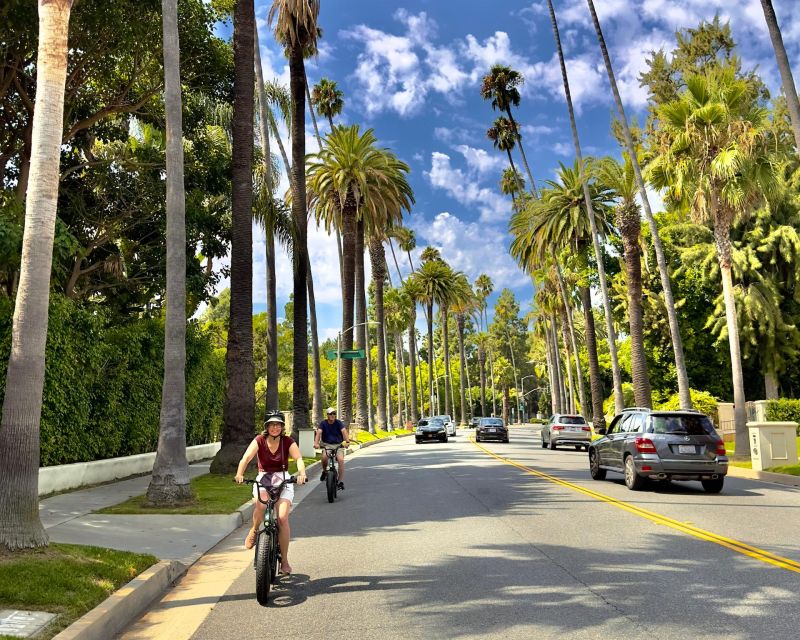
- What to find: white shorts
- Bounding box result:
[253,471,294,505]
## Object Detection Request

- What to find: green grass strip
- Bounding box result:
[0,543,156,640]
[98,457,317,515]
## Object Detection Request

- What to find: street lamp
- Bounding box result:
[520,375,537,423]
[336,320,380,425]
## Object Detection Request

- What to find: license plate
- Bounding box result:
[488,428,496,433]
[678,445,695,454]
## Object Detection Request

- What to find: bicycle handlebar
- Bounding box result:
[235,475,298,505]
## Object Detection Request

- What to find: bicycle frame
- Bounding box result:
[244,476,295,568]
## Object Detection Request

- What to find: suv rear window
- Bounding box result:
[650,414,715,436]
[559,416,586,425]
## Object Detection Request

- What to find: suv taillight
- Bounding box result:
[715,440,726,456]
[634,437,657,454]
[552,425,564,431]
[581,426,591,432]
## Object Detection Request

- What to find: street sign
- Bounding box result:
[325,349,366,360]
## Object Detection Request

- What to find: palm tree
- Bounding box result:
[147,0,192,505]
[500,166,525,212]
[597,156,652,408]
[545,0,625,415]
[402,277,423,420]
[436,265,465,417]
[212,0,257,473]
[759,0,800,153]
[311,77,344,130]
[647,69,778,459]
[269,0,320,438]
[481,64,538,196]
[487,117,524,193]
[385,287,412,426]
[474,273,496,415]
[585,0,692,409]
[450,277,478,425]
[369,237,390,430]
[0,0,74,550]
[409,260,456,415]
[474,332,490,417]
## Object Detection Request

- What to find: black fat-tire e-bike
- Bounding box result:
[321,443,345,503]
[240,475,296,605]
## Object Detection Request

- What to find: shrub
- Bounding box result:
[0,295,224,465]
[765,399,800,434]
[658,389,719,424]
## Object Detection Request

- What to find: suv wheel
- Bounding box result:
[624,455,646,491]
[701,477,724,493]
[589,449,606,480]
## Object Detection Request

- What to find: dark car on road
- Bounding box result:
[588,409,728,492]
[541,414,592,450]
[476,417,508,443]
[415,417,448,444]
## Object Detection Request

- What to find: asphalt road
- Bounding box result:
[188,426,800,640]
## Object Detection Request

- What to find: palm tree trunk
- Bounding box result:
[554,256,589,419]
[388,238,404,283]
[355,221,368,430]
[369,239,388,431]
[488,348,498,416]
[547,0,624,414]
[394,332,408,426]
[765,371,779,399]
[550,316,565,413]
[580,284,605,430]
[408,311,419,421]
[760,0,800,153]
[339,200,357,426]
[560,316,577,414]
[505,331,522,423]
[307,256,323,425]
[0,0,74,550]
[253,27,278,412]
[505,149,524,194]
[289,42,309,439]
[441,307,451,416]
[427,301,435,415]
[619,206,652,408]
[502,387,511,426]
[505,109,538,198]
[478,343,487,416]
[543,319,558,415]
[457,315,468,425]
[715,222,748,460]
[385,329,393,430]
[213,0,256,473]
[148,0,192,506]
[586,0,691,409]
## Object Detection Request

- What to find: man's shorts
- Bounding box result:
[253,471,294,504]
[321,442,345,457]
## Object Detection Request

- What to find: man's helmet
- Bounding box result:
[264,410,285,427]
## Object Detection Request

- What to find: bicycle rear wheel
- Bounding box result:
[326,466,337,503]
[255,530,272,605]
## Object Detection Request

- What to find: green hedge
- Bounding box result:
[0,295,224,466]
[765,399,800,434]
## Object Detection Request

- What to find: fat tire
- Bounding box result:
[326,468,337,503]
[255,530,272,605]
[589,449,606,480]
[269,531,279,584]
[701,477,724,493]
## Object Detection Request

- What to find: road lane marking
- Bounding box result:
[471,437,800,575]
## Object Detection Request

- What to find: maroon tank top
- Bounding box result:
[255,434,294,472]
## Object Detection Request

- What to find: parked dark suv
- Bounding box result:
[588,408,728,493]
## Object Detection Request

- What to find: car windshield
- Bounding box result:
[558,416,586,425]
[428,419,444,426]
[650,414,715,436]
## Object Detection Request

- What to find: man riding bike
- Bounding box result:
[314,407,349,491]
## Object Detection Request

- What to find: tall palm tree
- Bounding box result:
[474,332,490,417]
[402,277,423,420]
[474,273,496,415]
[369,237,390,430]
[312,77,344,130]
[269,0,320,437]
[481,64,538,197]
[500,166,525,212]
[147,0,192,505]
[545,0,624,415]
[451,277,478,425]
[759,0,800,153]
[354,220,370,430]
[409,260,456,415]
[647,69,778,459]
[212,0,257,473]
[585,0,692,408]
[0,0,74,550]
[385,287,412,426]
[436,264,464,417]
[597,156,652,408]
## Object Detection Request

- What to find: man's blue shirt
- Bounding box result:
[318,418,345,444]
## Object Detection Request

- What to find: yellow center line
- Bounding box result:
[470,436,800,575]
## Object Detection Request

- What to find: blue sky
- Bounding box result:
[224,0,800,341]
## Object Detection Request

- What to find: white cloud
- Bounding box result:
[424,151,510,223]
[454,144,505,175]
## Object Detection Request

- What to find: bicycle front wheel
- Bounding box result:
[326,467,337,503]
[255,530,272,605]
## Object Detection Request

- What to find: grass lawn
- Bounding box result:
[0,543,156,640]
[353,428,412,443]
[98,457,317,515]
[725,437,800,473]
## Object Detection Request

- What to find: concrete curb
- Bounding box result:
[727,465,800,488]
[53,560,186,640]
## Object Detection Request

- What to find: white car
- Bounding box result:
[435,415,456,437]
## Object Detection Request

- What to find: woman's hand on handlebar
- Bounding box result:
[297,471,307,485]
[234,473,245,484]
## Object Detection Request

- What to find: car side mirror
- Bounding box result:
[595,427,606,436]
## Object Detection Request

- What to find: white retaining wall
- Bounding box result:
[38,442,221,496]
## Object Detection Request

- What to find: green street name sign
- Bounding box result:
[325,349,366,361]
